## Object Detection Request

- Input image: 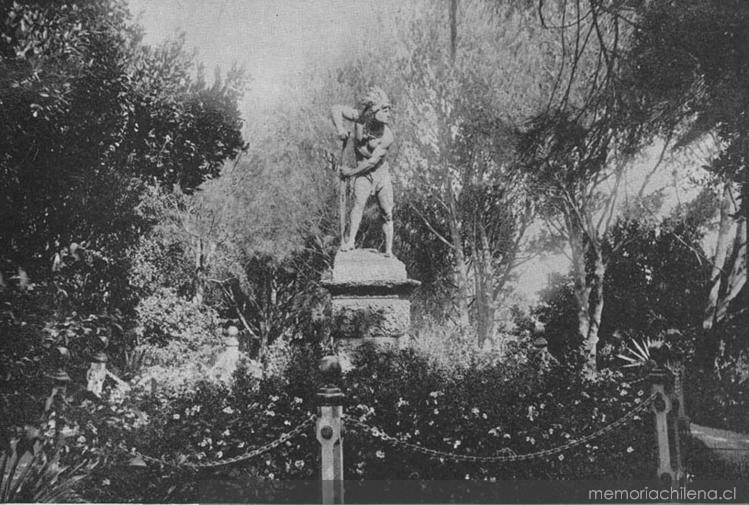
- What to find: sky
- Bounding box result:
[125,0,710,303]
[127,0,395,110]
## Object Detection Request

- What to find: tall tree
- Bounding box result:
[389,2,551,344]
[520,0,686,372]
[615,0,749,352]
[0,0,246,285]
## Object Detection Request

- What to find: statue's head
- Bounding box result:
[360,86,391,125]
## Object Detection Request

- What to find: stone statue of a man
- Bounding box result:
[331,86,395,257]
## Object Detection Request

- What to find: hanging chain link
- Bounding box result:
[140,413,316,469]
[673,364,685,399]
[347,392,657,464]
[627,375,650,386]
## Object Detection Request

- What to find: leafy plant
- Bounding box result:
[1,438,95,503]
[617,337,664,368]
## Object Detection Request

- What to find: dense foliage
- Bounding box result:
[44,344,655,502]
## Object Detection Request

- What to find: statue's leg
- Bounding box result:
[377,174,395,257]
[343,176,369,251]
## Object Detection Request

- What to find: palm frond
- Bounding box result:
[0,444,94,503]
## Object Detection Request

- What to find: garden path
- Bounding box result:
[690,423,749,466]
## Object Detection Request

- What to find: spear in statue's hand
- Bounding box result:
[337,133,350,244]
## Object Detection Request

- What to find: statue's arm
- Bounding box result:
[331,105,359,139]
[345,128,394,176]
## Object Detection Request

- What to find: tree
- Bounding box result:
[0,0,246,285]
[517,0,711,373]
[535,211,711,364]
[0,0,246,423]
[615,0,749,358]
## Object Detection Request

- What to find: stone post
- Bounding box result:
[650,368,676,485]
[87,351,108,397]
[45,346,71,412]
[316,356,344,504]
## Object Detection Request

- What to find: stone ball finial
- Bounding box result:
[533,337,548,349]
[227,325,239,337]
[319,355,341,375]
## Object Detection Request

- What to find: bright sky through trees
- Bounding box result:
[128,0,399,110]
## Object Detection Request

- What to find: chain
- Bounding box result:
[673,365,684,398]
[140,413,316,469]
[627,376,649,385]
[348,392,657,464]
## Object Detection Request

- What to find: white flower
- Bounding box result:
[558,454,564,461]
[222,429,231,437]
[294,460,305,469]
[626,446,634,453]
[222,406,234,414]
[471,407,480,416]
[172,413,180,420]
[376,450,385,459]
[102,478,111,486]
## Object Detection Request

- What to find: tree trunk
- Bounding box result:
[568,222,591,339]
[193,237,206,305]
[452,246,471,327]
[703,182,737,330]
[449,0,458,62]
[474,224,497,348]
[714,219,747,325]
[568,219,602,374]
[474,251,496,348]
[584,250,606,374]
[447,188,471,327]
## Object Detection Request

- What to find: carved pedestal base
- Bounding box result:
[322,249,420,351]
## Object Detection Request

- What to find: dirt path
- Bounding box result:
[690,423,749,465]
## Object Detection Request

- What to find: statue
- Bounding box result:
[331,86,395,257]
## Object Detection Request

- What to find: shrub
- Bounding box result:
[342,346,656,482]
[133,287,224,393]
[80,341,661,502]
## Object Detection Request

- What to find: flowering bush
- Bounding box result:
[342,345,656,482]
[70,341,662,502]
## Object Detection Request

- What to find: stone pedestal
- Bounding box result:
[322,249,420,350]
